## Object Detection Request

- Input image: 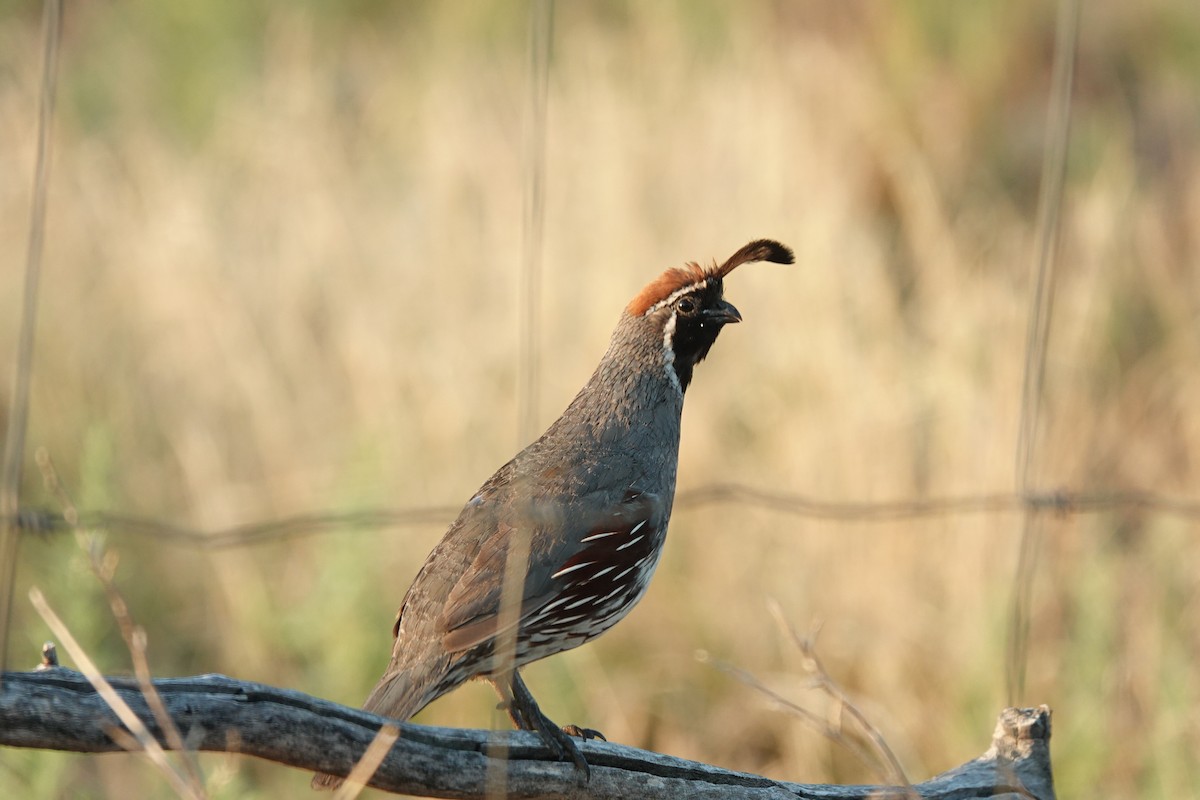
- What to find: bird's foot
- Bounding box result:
[531,713,591,781]
[562,723,606,742]
[489,670,598,782]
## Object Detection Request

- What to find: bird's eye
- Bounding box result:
[677,297,697,314]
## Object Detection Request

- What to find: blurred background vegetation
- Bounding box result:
[2,1,1198,797]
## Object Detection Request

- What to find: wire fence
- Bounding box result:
[6,484,1200,551]
[2,0,1197,737]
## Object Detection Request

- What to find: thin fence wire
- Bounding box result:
[491,5,554,793]
[6,485,1198,551]
[0,0,61,677]
[1006,0,1080,707]
[516,0,553,448]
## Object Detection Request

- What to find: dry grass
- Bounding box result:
[2,2,1199,798]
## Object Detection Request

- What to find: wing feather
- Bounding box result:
[438,490,663,654]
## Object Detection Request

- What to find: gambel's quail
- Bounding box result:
[314,239,793,789]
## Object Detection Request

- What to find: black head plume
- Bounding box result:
[630,239,794,391]
[627,239,794,316]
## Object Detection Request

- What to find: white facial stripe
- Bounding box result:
[662,310,682,395]
[642,283,705,317]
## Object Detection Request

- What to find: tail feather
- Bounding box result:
[362,668,426,720]
[311,670,429,791]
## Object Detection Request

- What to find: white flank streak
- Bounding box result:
[551,561,594,579]
[614,565,636,582]
[629,520,647,535]
[564,596,593,610]
[662,311,682,395]
[599,586,625,603]
[616,535,645,551]
[589,565,616,580]
[539,596,571,613]
[580,531,620,543]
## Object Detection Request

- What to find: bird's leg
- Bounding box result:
[486,670,602,780]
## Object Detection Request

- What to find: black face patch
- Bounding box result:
[666,279,731,391]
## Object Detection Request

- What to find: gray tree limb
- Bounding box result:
[0,669,1054,799]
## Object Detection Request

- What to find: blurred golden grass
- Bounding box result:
[2,2,1199,798]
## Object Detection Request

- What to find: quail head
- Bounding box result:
[313,239,793,789]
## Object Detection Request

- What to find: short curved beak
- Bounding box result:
[705,299,742,325]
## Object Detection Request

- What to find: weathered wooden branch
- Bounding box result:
[0,669,1054,799]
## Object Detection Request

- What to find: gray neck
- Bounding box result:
[528,311,684,492]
